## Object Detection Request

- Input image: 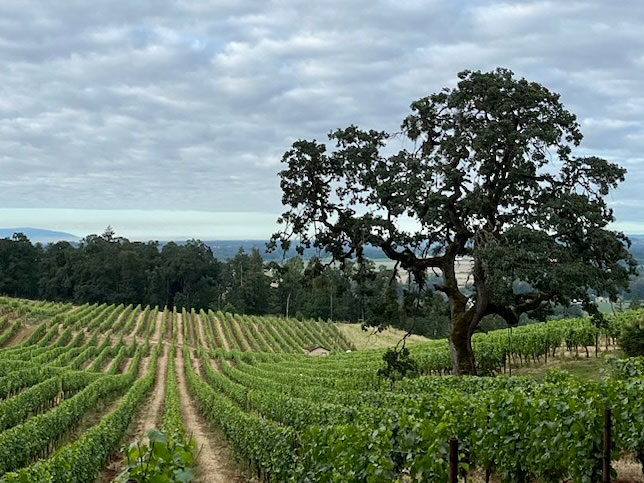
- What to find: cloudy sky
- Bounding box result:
[1,0,643,239]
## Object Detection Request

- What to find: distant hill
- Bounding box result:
[0,227,80,244]
[4,229,643,263]
[629,234,644,264]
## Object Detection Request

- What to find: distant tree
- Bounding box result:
[619,318,644,357]
[169,240,220,310]
[378,346,418,389]
[39,241,76,300]
[72,231,128,304]
[401,289,451,338]
[221,248,271,314]
[0,233,41,298]
[268,256,305,317]
[627,275,644,301]
[271,68,637,375]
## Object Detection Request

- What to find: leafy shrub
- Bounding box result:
[117,429,195,483]
[619,317,644,357]
[378,347,418,388]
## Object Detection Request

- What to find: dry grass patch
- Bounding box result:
[336,323,430,350]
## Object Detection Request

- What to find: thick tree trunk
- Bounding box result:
[450,313,477,375]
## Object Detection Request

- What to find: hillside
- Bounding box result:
[0,227,79,243]
[337,323,430,350]
[630,234,644,264]
[1,297,644,481]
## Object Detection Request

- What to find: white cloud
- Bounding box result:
[0,208,277,240]
[0,0,643,237]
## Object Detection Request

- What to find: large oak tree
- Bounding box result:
[270,68,637,375]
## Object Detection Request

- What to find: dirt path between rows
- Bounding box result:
[213,315,231,352]
[197,314,210,350]
[231,318,251,351]
[151,310,163,343]
[175,314,244,483]
[97,353,154,482]
[134,343,168,440]
[128,310,146,337]
[251,321,273,353]
[2,323,33,348]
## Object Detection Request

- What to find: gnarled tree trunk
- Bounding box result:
[449,312,477,375]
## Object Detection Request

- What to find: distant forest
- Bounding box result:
[0,228,453,337]
[1,228,642,338]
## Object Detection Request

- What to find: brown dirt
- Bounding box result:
[99,350,116,373]
[97,354,155,482]
[2,323,32,348]
[196,314,209,350]
[213,315,231,352]
[191,349,202,376]
[211,357,224,374]
[138,355,151,378]
[231,319,251,352]
[119,356,133,374]
[128,310,146,337]
[55,391,123,461]
[134,344,168,440]
[151,310,163,343]
[251,322,274,353]
[114,309,129,333]
[175,314,244,483]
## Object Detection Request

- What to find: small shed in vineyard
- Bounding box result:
[306,344,331,357]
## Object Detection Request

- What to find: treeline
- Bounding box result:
[0,229,452,337]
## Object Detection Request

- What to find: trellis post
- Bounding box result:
[449,437,459,483]
[603,408,612,483]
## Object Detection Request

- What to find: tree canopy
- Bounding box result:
[271,68,637,374]
[0,228,454,335]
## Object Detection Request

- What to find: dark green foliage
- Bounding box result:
[271,68,637,374]
[0,228,450,337]
[377,346,417,388]
[619,317,644,357]
[0,233,40,298]
[221,248,271,314]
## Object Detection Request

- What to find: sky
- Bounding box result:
[1,0,643,240]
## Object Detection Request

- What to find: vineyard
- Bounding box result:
[0,296,644,482]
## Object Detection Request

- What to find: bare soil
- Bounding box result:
[175,314,244,483]
[196,314,209,350]
[97,353,154,482]
[2,323,33,348]
[231,319,251,351]
[251,322,275,353]
[151,310,163,343]
[128,310,146,337]
[213,315,231,352]
[134,344,168,439]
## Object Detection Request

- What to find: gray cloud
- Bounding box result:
[0,0,643,233]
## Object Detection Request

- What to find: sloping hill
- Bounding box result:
[336,323,430,350]
[0,227,79,243]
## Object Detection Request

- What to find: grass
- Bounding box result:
[510,351,622,381]
[336,323,430,350]
[597,301,632,314]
